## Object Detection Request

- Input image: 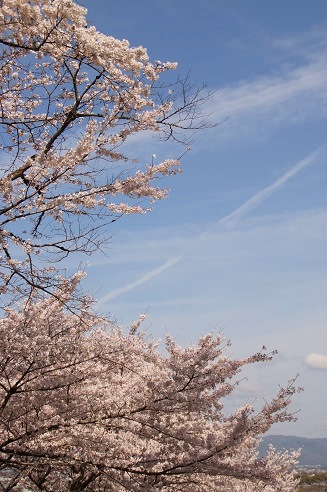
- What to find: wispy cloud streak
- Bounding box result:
[216,61,327,118]
[98,256,180,304]
[209,55,327,143]
[98,145,324,304]
[217,146,324,228]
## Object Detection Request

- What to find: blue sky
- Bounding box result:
[79,0,327,438]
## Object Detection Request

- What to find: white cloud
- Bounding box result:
[210,54,327,141]
[218,61,327,116]
[304,353,327,370]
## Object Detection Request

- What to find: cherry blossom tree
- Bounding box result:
[0,1,301,490]
[0,0,212,302]
[0,286,299,491]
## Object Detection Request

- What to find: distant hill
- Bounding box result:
[259,435,327,467]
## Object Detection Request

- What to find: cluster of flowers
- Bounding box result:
[0,283,299,491]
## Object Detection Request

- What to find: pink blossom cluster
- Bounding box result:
[0,0,182,297]
[0,285,300,491]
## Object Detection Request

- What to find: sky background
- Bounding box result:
[78,0,327,438]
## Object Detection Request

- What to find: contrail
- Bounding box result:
[98,256,181,304]
[99,145,324,304]
[217,146,323,228]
